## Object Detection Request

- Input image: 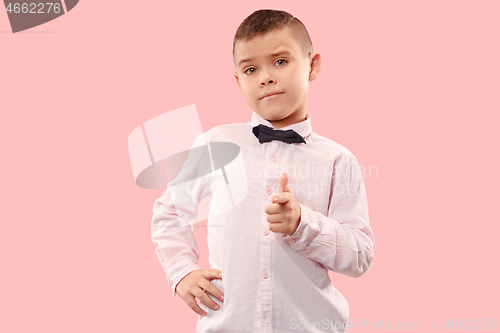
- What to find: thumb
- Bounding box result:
[203,269,223,279]
[278,173,291,193]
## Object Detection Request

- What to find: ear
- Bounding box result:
[308,52,322,81]
[234,72,241,89]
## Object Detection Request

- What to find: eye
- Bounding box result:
[275,59,287,66]
[243,60,287,75]
[244,68,256,75]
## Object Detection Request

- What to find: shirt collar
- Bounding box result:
[250,112,313,142]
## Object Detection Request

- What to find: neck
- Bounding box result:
[267,112,307,129]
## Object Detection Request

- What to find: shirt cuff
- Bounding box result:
[168,258,202,297]
[281,203,320,251]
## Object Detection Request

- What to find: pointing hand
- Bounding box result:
[265,173,301,236]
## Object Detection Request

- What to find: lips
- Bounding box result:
[260,92,283,100]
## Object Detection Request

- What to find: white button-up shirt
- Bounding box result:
[151,111,375,333]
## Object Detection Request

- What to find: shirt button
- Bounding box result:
[263,228,270,235]
[266,188,272,195]
[262,271,269,279]
[270,155,277,163]
[288,238,296,244]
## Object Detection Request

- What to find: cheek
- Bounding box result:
[301,66,311,86]
[288,66,309,91]
[288,74,308,96]
[243,85,254,98]
[297,70,310,93]
[240,80,254,94]
[238,82,249,95]
[241,85,257,105]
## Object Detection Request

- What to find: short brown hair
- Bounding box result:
[233,9,313,60]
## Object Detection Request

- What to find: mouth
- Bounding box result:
[260,92,284,100]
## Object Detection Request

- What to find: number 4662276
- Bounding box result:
[444,319,498,329]
[6,3,62,14]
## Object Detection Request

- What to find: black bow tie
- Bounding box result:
[252,124,306,144]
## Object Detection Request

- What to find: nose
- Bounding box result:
[259,73,275,86]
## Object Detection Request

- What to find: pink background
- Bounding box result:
[1,1,499,332]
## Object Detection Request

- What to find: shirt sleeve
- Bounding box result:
[281,153,375,277]
[151,134,211,296]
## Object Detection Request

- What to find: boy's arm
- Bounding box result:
[282,153,375,277]
[151,134,210,296]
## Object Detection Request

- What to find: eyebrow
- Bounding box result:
[237,50,291,68]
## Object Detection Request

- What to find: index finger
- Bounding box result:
[202,269,222,280]
[185,294,207,316]
[265,202,282,214]
[271,194,290,204]
[202,280,225,303]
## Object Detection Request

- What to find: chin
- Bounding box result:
[264,115,284,122]
[265,111,291,121]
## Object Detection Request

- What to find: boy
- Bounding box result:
[151,9,375,333]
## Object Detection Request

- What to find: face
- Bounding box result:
[234,27,321,129]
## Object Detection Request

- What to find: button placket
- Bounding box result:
[258,151,274,332]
